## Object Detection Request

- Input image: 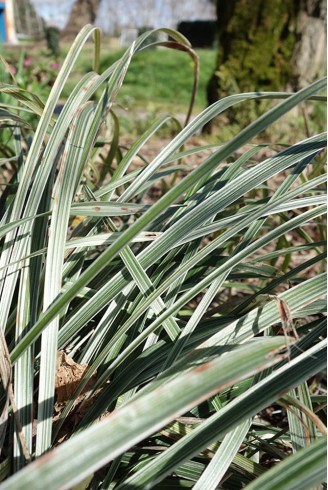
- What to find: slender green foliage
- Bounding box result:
[0,26,326,490]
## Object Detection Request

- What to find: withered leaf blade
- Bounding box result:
[276,297,299,340]
[55,351,95,403]
[0,332,11,454]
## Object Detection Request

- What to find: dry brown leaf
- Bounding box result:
[275,297,299,340]
[55,351,95,403]
[0,331,11,454]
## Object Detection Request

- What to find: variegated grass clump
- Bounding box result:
[0,25,326,490]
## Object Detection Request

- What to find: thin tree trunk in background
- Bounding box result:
[62,0,101,39]
[204,0,326,132]
[291,0,327,88]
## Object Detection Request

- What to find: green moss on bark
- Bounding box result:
[218,0,296,89]
[205,0,298,130]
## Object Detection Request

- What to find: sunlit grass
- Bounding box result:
[0,26,326,490]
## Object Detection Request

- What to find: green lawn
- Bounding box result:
[2,40,215,114]
[1,40,215,135]
[65,46,216,112]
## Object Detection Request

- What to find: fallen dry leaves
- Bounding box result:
[55,351,92,404]
[53,351,98,442]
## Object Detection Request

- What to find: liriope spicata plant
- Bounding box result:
[0,25,326,489]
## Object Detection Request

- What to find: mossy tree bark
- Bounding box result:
[204,0,326,132]
[61,0,101,39]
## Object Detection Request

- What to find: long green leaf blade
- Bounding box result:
[1,338,288,490]
[244,437,326,490]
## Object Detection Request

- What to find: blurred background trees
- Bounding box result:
[3,0,326,133]
[61,0,101,39]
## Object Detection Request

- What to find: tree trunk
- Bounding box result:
[204,0,326,132]
[291,0,327,88]
[61,0,101,39]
